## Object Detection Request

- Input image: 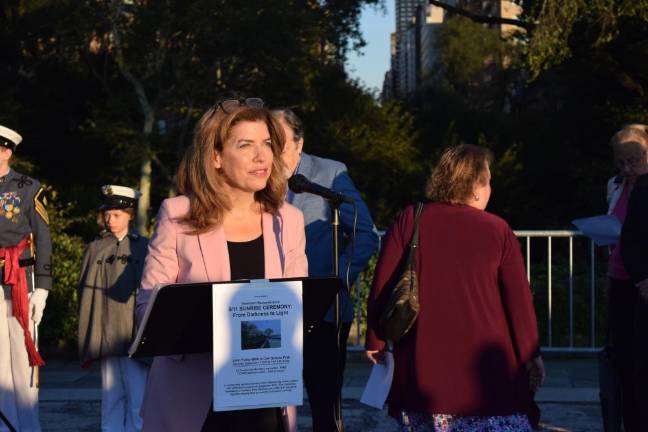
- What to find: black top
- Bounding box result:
[204,234,283,432]
[621,173,648,283]
[227,234,264,280]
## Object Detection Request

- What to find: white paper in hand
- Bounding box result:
[571,214,622,246]
[360,352,394,409]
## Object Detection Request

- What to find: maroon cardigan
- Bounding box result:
[366,203,540,417]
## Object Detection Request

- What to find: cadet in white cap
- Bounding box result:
[77,185,149,432]
[0,125,52,432]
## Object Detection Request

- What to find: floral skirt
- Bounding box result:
[398,411,532,432]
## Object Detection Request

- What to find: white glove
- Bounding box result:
[29,288,49,326]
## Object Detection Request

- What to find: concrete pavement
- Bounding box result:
[34,354,603,431]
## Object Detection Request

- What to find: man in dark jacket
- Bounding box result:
[617,124,648,432]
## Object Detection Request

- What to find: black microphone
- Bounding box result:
[288,174,354,204]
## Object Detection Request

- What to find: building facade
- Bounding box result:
[383,0,522,100]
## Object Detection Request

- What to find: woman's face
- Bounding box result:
[215,120,274,196]
[472,164,492,211]
[614,140,648,181]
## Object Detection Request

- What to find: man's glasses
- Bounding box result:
[216,98,264,113]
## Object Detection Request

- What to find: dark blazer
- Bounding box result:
[366,203,539,417]
[621,173,648,283]
[0,168,52,290]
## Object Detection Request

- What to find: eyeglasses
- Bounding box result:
[216,97,264,113]
[616,149,647,168]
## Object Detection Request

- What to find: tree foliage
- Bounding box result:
[406,0,648,228]
[0,0,429,353]
[39,188,89,353]
[525,0,648,76]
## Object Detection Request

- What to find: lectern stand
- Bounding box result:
[129,277,341,358]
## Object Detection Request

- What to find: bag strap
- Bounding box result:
[406,202,424,268]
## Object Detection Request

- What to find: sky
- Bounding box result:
[345,2,394,94]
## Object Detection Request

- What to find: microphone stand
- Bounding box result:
[288,174,352,431]
[330,200,344,432]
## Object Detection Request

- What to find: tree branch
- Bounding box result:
[109,0,155,134]
[151,153,173,183]
[428,0,534,32]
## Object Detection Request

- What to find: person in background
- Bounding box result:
[136,99,306,432]
[0,125,52,432]
[77,185,149,432]
[610,124,648,431]
[366,144,544,432]
[273,108,379,431]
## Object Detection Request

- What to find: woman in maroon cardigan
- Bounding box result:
[366,145,544,431]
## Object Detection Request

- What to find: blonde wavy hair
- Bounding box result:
[426,144,494,204]
[610,124,648,149]
[177,105,287,233]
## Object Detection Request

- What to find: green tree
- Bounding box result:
[523,0,648,76]
[39,188,88,353]
[2,0,386,230]
[403,1,648,227]
[301,66,424,226]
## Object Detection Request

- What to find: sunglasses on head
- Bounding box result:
[216,97,264,113]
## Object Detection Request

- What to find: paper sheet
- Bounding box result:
[212,280,303,411]
[571,214,622,246]
[359,352,394,409]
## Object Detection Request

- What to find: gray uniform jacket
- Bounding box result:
[0,168,52,291]
[77,231,149,362]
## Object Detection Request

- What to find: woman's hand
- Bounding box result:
[365,350,386,365]
[525,356,545,393]
[281,406,297,432]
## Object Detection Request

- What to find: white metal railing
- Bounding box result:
[350,230,604,353]
[514,230,600,353]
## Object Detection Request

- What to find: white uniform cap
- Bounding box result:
[100,185,142,210]
[0,125,23,150]
[101,185,142,200]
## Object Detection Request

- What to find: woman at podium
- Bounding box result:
[136,98,307,432]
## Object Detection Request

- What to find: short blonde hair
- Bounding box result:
[426,144,493,204]
[610,124,648,149]
[177,105,287,234]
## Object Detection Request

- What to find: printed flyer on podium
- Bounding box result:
[212,279,303,411]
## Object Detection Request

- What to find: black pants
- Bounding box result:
[635,282,648,431]
[201,407,283,432]
[303,321,351,432]
[607,278,648,432]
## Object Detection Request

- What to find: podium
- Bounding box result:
[129,277,341,358]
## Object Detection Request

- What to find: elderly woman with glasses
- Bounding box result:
[135,99,307,432]
[366,144,543,432]
[607,124,648,432]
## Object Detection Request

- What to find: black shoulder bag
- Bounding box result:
[378,202,424,343]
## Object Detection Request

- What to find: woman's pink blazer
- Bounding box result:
[135,196,308,431]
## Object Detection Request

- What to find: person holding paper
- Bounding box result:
[365,145,543,431]
[608,124,648,431]
[77,185,149,431]
[136,99,307,432]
